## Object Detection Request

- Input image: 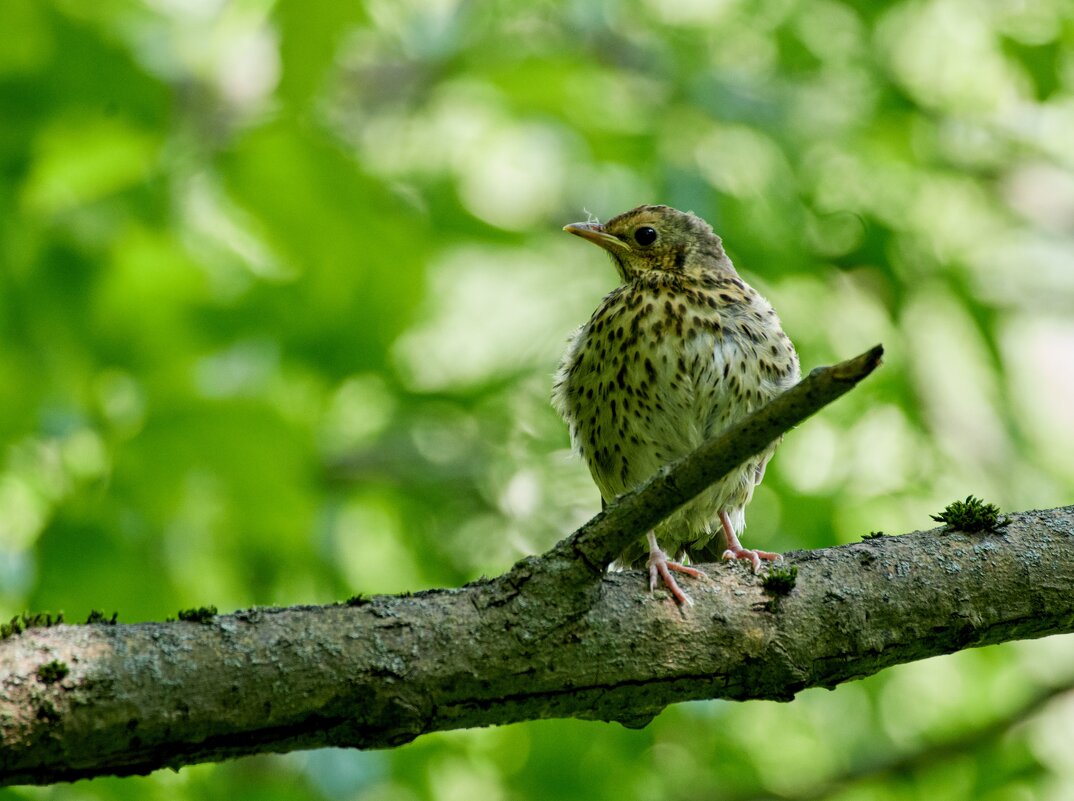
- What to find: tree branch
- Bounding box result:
[560,344,885,570]
[3,505,1073,785]
[11,346,1069,788]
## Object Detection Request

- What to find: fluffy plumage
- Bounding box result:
[553,205,799,603]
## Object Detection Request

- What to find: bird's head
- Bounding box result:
[563,205,733,283]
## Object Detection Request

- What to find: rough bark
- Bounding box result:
[11,346,1070,786]
[2,506,1073,786]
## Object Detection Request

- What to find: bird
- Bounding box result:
[553,205,800,604]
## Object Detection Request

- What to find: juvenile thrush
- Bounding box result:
[553,205,800,604]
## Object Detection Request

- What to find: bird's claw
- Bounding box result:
[647,550,703,606]
[721,547,782,573]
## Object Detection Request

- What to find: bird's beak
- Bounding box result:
[563,222,629,253]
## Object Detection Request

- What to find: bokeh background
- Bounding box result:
[3,0,1074,799]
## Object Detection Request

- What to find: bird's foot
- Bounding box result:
[718,509,782,573]
[647,548,703,606]
[721,547,782,573]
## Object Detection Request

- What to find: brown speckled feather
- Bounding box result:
[553,205,799,570]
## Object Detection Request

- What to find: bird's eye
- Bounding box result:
[633,226,658,246]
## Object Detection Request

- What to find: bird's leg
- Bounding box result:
[719,510,781,572]
[646,531,703,606]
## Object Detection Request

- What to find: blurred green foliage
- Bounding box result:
[2,0,1074,799]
